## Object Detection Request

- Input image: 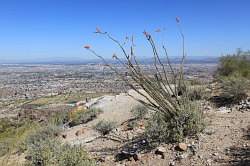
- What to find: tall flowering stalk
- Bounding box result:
[84,18,189,119]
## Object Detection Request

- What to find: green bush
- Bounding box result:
[0,140,10,157]
[0,112,95,165]
[70,108,103,127]
[56,144,95,166]
[25,139,95,166]
[24,125,61,148]
[188,79,203,86]
[220,76,249,104]
[0,118,38,157]
[145,101,204,143]
[0,119,16,133]
[131,105,148,120]
[127,120,138,130]
[48,110,70,126]
[26,138,58,166]
[126,105,148,130]
[187,86,208,101]
[216,49,250,79]
[212,49,250,106]
[94,120,116,135]
[24,124,95,166]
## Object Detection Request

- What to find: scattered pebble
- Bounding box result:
[212,152,219,156]
[218,107,231,113]
[155,146,166,159]
[206,159,212,166]
[176,153,188,160]
[169,161,175,166]
[177,143,188,151]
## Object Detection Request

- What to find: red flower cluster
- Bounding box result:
[176,16,180,23]
[83,45,91,49]
[143,30,150,39]
[95,27,101,33]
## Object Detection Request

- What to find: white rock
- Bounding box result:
[169,161,175,166]
[218,107,231,113]
[156,146,166,153]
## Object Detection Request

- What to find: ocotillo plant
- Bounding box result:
[84,17,204,141]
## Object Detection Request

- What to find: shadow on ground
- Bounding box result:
[221,126,250,166]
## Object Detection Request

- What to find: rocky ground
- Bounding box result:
[0,62,248,165]
[60,92,250,166]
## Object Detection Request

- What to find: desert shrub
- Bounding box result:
[187,86,209,101]
[187,86,202,101]
[56,144,95,166]
[219,76,249,105]
[48,110,70,126]
[188,79,203,85]
[26,138,59,166]
[85,19,204,143]
[131,105,148,120]
[24,125,61,141]
[24,123,95,166]
[0,118,38,157]
[94,120,116,135]
[24,125,61,148]
[25,139,95,166]
[222,76,248,100]
[212,50,250,106]
[127,120,138,130]
[216,49,250,79]
[0,140,10,157]
[69,108,103,127]
[0,119,14,133]
[145,101,204,143]
[69,106,87,120]
[127,105,148,130]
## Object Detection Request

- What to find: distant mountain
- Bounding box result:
[0,56,219,65]
[135,56,219,64]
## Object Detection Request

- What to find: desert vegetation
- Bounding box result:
[85,18,205,145]
[69,108,103,127]
[0,18,249,166]
[0,103,99,165]
[211,49,250,106]
[94,120,116,135]
[216,49,250,79]
[80,20,249,165]
[24,125,95,166]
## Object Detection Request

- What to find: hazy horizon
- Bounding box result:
[0,55,219,65]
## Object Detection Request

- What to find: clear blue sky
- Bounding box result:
[0,0,249,63]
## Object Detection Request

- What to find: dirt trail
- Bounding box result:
[62,90,141,145]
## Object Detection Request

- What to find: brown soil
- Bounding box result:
[93,111,250,166]
[61,92,250,166]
